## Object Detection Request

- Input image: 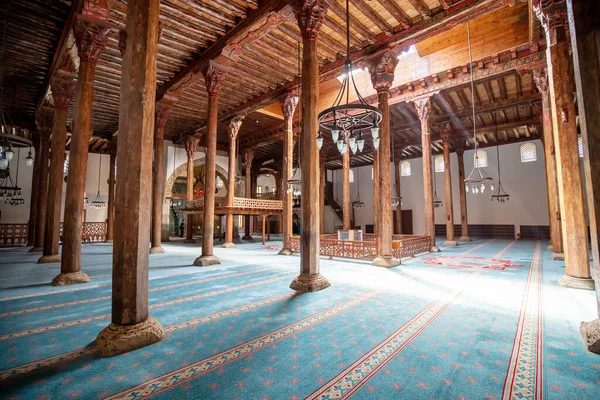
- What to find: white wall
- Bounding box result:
[0,148,35,223]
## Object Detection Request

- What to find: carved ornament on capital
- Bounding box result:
[280,92,299,120]
[294,0,330,40]
[50,70,76,112]
[228,116,244,141]
[533,0,568,46]
[205,61,228,97]
[413,97,432,125]
[440,123,452,143]
[368,50,398,93]
[243,148,255,170]
[185,136,200,159]
[453,139,466,156]
[35,111,54,140]
[155,103,172,130]
[531,66,549,96]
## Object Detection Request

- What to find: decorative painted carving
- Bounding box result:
[185,136,200,159]
[531,66,548,95]
[50,71,76,112]
[533,0,568,46]
[453,139,465,155]
[440,124,452,143]
[243,148,255,169]
[441,0,452,10]
[155,103,171,130]
[81,0,112,20]
[280,93,299,120]
[368,50,398,93]
[294,0,330,40]
[35,111,54,139]
[228,116,244,141]
[205,61,228,97]
[73,20,112,65]
[414,97,432,124]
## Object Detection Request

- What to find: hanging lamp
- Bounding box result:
[317,0,381,155]
[25,147,34,168]
[433,158,443,208]
[391,136,400,208]
[491,117,510,203]
[463,21,494,195]
[8,148,24,205]
[0,2,16,171]
[352,167,364,209]
[286,41,302,201]
[90,155,106,209]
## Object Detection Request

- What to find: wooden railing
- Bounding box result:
[0,224,28,247]
[392,235,431,259]
[255,192,278,200]
[59,222,107,243]
[186,197,228,209]
[185,197,283,211]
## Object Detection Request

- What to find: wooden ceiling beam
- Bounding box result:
[375,0,411,29]
[407,0,433,20]
[349,0,393,34]
[329,0,377,42]
[483,80,495,102]
[497,75,508,100]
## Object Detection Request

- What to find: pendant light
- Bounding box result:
[8,148,24,205]
[0,2,16,171]
[352,166,364,209]
[286,41,302,201]
[391,136,400,208]
[25,147,34,168]
[433,158,443,208]
[90,155,106,209]
[463,21,494,195]
[491,116,509,203]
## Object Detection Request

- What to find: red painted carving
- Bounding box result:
[185,136,199,158]
[205,61,228,96]
[228,116,244,140]
[453,139,465,155]
[294,0,330,40]
[533,0,568,46]
[50,71,76,112]
[560,107,568,123]
[414,97,432,124]
[441,0,452,9]
[155,103,171,129]
[496,0,518,6]
[244,148,255,169]
[280,93,299,120]
[73,19,112,65]
[531,66,548,95]
[82,0,112,20]
[440,124,452,143]
[368,50,398,93]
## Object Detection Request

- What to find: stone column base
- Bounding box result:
[149,246,165,254]
[183,239,196,244]
[580,318,600,354]
[546,244,553,251]
[52,271,90,286]
[38,254,61,264]
[290,273,330,292]
[551,252,565,261]
[221,242,236,248]
[458,236,471,242]
[242,235,254,241]
[29,247,43,253]
[105,239,114,243]
[558,275,595,290]
[372,255,401,268]
[96,316,165,357]
[443,240,458,247]
[430,246,441,253]
[193,255,221,266]
[278,248,293,256]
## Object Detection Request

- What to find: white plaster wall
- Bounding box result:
[0,148,35,223]
[257,174,276,194]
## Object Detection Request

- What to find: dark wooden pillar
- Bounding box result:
[320,156,326,233]
[532,66,563,257]
[414,97,439,252]
[441,127,457,247]
[289,0,330,292]
[30,111,52,252]
[53,2,111,285]
[27,132,41,246]
[565,0,600,352]
[535,0,592,289]
[342,143,351,230]
[105,137,117,242]
[454,141,470,242]
[279,93,298,253]
[393,149,402,235]
[372,149,379,234]
[96,0,165,356]
[242,148,254,240]
[195,61,228,266]
[369,50,399,267]
[223,116,243,248]
[184,135,198,243]
[262,215,266,245]
[39,68,76,263]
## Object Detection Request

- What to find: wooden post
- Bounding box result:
[372,149,379,234]
[565,0,600,352]
[184,135,198,243]
[532,66,563,257]
[222,116,243,248]
[369,50,399,267]
[279,92,298,254]
[289,0,330,292]
[454,141,470,242]
[320,156,326,233]
[441,127,457,247]
[27,132,41,246]
[242,148,254,240]
[414,97,439,252]
[194,61,227,266]
[393,149,402,235]
[39,69,76,263]
[262,215,266,245]
[96,0,165,356]
[342,144,351,230]
[535,0,592,289]
[30,112,52,253]
[105,137,117,242]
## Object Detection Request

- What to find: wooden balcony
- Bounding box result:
[182,197,283,216]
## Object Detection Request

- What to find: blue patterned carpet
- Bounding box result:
[0,238,598,399]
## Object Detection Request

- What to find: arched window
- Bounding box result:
[474,149,488,168]
[257,185,262,194]
[265,185,270,193]
[349,169,354,183]
[520,142,537,163]
[434,155,444,172]
[216,176,224,188]
[578,136,584,158]
[400,160,411,176]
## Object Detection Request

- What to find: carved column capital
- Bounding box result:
[35,111,54,140]
[440,123,452,143]
[294,0,330,40]
[50,70,76,112]
[531,66,549,96]
[368,50,398,93]
[228,116,244,141]
[453,139,466,156]
[184,136,200,159]
[413,97,432,125]
[205,60,228,97]
[73,0,114,65]
[533,0,568,46]
[155,103,172,130]
[279,93,299,120]
[243,148,255,169]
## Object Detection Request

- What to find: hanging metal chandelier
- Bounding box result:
[317,0,381,155]
[463,21,494,196]
[286,41,302,202]
[491,143,510,203]
[433,160,443,208]
[352,167,364,208]
[90,155,106,209]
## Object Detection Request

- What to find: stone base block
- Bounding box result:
[193,255,221,267]
[105,239,114,243]
[242,235,254,241]
[221,242,236,248]
[372,255,401,268]
[289,273,330,293]
[551,252,565,261]
[430,246,441,253]
[96,316,165,357]
[278,248,293,256]
[38,254,61,264]
[52,271,90,286]
[29,247,43,253]
[558,275,595,290]
[443,240,458,247]
[183,239,196,244]
[580,318,600,354]
[546,244,553,251]
[458,236,471,243]
[149,246,165,255]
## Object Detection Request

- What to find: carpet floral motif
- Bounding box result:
[423,255,522,270]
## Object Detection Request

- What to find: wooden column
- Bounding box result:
[320,156,326,233]
[242,148,254,240]
[532,66,563,257]
[30,112,52,252]
[566,0,600,352]
[289,0,330,292]
[372,149,379,234]
[414,97,439,252]
[39,68,76,263]
[454,141,470,242]
[393,150,402,234]
[53,2,112,286]
[150,102,172,254]
[441,128,457,247]
[223,116,243,248]
[194,61,227,266]
[96,0,165,356]
[279,93,298,253]
[105,137,117,242]
[27,132,41,246]
[342,144,351,230]
[184,135,199,243]
[535,0,592,289]
[369,50,399,267]
[262,215,266,245]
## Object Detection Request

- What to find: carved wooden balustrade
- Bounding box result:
[0,224,28,247]
[59,222,107,243]
[183,197,283,216]
[392,235,431,259]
